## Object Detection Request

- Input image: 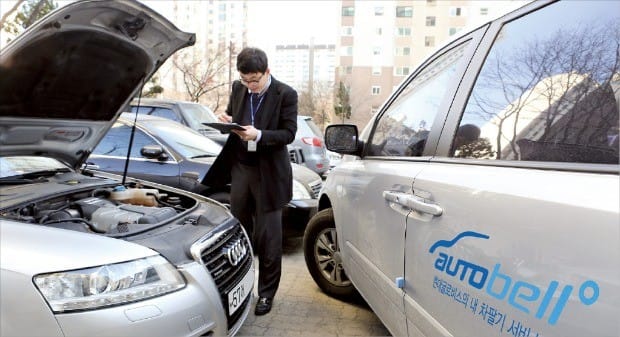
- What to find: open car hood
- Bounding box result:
[0,0,195,169]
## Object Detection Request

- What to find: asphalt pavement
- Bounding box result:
[236,234,391,337]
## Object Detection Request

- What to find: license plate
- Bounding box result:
[228,269,254,315]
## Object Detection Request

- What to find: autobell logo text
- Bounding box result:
[428,231,600,325]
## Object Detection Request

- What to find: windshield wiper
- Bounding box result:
[190,154,217,159]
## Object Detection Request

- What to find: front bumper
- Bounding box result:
[54,261,254,337]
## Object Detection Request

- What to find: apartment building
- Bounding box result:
[272,43,337,93]
[336,0,527,129]
[146,0,248,110]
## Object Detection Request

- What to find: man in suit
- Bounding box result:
[202,47,297,316]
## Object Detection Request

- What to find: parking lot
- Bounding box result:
[236,234,391,337]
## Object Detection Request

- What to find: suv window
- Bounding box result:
[455,1,619,164]
[368,41,470,156]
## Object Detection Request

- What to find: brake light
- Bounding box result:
[301,137,323,147]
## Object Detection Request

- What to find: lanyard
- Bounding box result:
[249,94,264,126]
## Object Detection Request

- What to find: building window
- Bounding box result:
[342,6,354,16]
[450,7,466,16]
[373,47,381,55]
[449,27,461,36]
[339,65,353,75]
[425,36,435,47]
[341,46,353,56]
[375,27,383,35]
[395,67,410,76]
[426,0,436,5]
[396,6,413,17]
[372,67,382,75]
[480,8,488,15]
[372,86,381,95]
[426,16,436,26]
[395,47,411,56]
[396,27,412,36]
[342,26,353,36]
[375,7,384,16]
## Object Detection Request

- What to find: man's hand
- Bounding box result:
[232,125,259,141]
[217,113,232,123]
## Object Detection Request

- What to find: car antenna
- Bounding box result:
[121,77,147,186]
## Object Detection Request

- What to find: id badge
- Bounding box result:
[248,140,257,152]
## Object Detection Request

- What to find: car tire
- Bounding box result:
[303,208,358,300]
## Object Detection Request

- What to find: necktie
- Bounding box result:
[251,93,260,111]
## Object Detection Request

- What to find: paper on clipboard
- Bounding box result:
[202,122,245,134]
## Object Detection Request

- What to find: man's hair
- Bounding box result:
[236,47,268,74]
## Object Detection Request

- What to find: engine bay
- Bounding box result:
[1,182,197,236]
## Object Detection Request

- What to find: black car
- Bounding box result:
[87,113,322,229]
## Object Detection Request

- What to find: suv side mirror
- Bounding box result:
[141,145,169,161]
[325,124,361,156]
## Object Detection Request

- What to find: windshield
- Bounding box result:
[179,103,218,130]
[147,120,223,158]
[0,156,68,178]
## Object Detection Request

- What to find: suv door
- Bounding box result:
[335,30,484,337]
[404,1,619,337]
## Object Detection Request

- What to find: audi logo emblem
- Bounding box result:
[224,239,247,266]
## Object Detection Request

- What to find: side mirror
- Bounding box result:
[140,145,169,161]
[324,124,361,156]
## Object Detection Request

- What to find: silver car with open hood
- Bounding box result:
[0,1,254,336]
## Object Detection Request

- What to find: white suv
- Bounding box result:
[303,1,619,337]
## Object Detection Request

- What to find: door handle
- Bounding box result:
[383,191,443,216]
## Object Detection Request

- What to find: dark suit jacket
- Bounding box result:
[202,76,298,212]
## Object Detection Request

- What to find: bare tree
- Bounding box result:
[298,81,334,129]
[172,47,230,105]
[1,0,57,43]
[0,0,25,29]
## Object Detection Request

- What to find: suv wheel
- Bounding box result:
[303,208,358,300]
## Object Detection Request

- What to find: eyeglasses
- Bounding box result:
[239,73,264,85]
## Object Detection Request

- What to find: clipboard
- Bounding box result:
[202,122,245,134]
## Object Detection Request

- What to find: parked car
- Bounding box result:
[0,1,254,336]
[303,1,619,337]
[87,113,322,230]
[129,99,331,177]
[290,115,331,176]
[129,98,229,145]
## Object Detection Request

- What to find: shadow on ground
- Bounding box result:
[236,233,391,336]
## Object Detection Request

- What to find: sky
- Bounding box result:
[0,0,340,51]
[246,1,340,48]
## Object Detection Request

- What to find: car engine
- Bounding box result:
[2,184,193,235]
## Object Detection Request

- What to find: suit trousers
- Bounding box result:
[230,162,282,299]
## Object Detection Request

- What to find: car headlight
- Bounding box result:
[34,255,185,313]
[292,179,311,200]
